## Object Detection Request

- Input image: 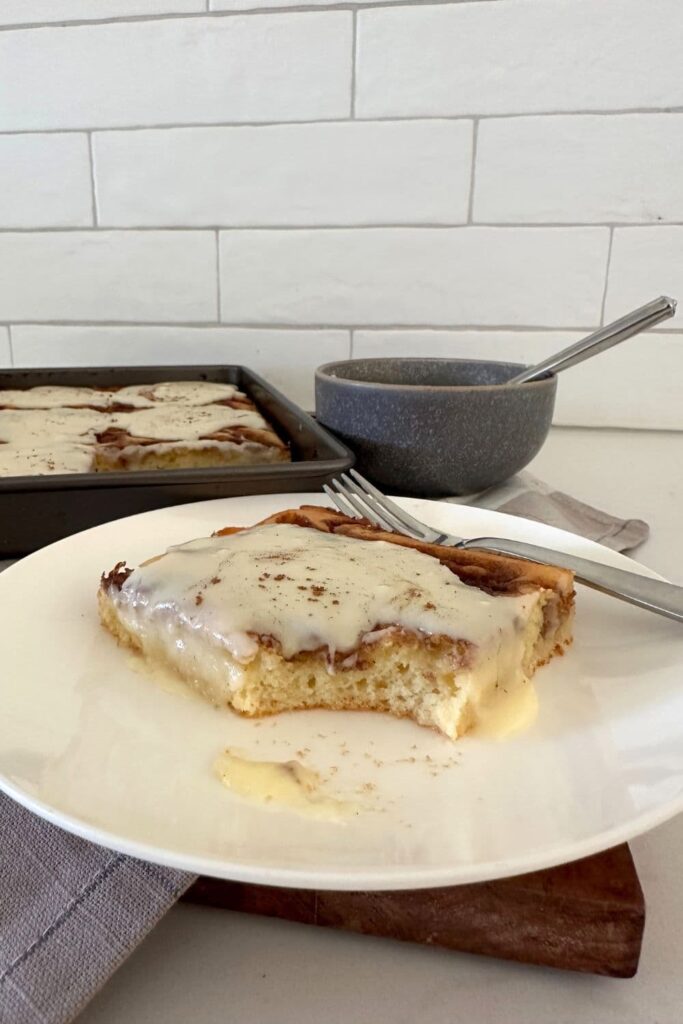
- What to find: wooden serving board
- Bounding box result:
[184,844,645,978]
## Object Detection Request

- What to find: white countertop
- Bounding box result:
[78,426,683,1024]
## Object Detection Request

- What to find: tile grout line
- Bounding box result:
[466,118,479,224]
[0,0,508,32]
[350,10,358,118]
[215,230,222,321]
[0,223,678,232]
[4,320,683,333]
[599,227,615,326]
[86,132,99,226]
[349,328,355,357]
[2,110,681,136]
[7,325,14,367]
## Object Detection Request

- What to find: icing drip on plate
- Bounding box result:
[214,749,356,820]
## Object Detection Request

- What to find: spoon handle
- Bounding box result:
[507,295,677,385]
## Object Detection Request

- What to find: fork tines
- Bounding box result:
[324,470,434,542]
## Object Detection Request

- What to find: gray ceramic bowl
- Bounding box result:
[315,358,557,497]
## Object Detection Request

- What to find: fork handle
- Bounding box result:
[461,537,683,623]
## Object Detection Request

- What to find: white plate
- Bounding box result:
[1,494,682,891]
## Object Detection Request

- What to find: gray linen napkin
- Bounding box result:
[445,471,649,552]
[0,479,649,1024]
[0,802,193,1024]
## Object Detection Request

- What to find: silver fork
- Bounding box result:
[324,470,683,623]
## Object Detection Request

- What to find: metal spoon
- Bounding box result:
[506,295,677,385]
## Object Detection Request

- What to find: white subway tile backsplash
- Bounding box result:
[10,326,350,408]
[0,0,679,432]
[357,0,683,118]
[0,13,351,132]
[0,232,216,322]
[94,121,472,227]
[0,134,92,228]
[0,328,10,366]
[474,115,683,224]
[353,330,683,430]
[605,228,683,327]
[0,0,204,25]
[219,228,609,327]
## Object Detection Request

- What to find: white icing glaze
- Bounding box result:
[0,380,243,410]
[0,408,109,446]
[0,381,274,476]
[111,404,266,441]
[0,405,265,447]
[129,439,268,455]
[116,381,242,406]
[0,386,116,410]
[0,443,94,475]
[113,523,539,660]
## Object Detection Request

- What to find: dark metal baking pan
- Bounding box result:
[0,364,354,557]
